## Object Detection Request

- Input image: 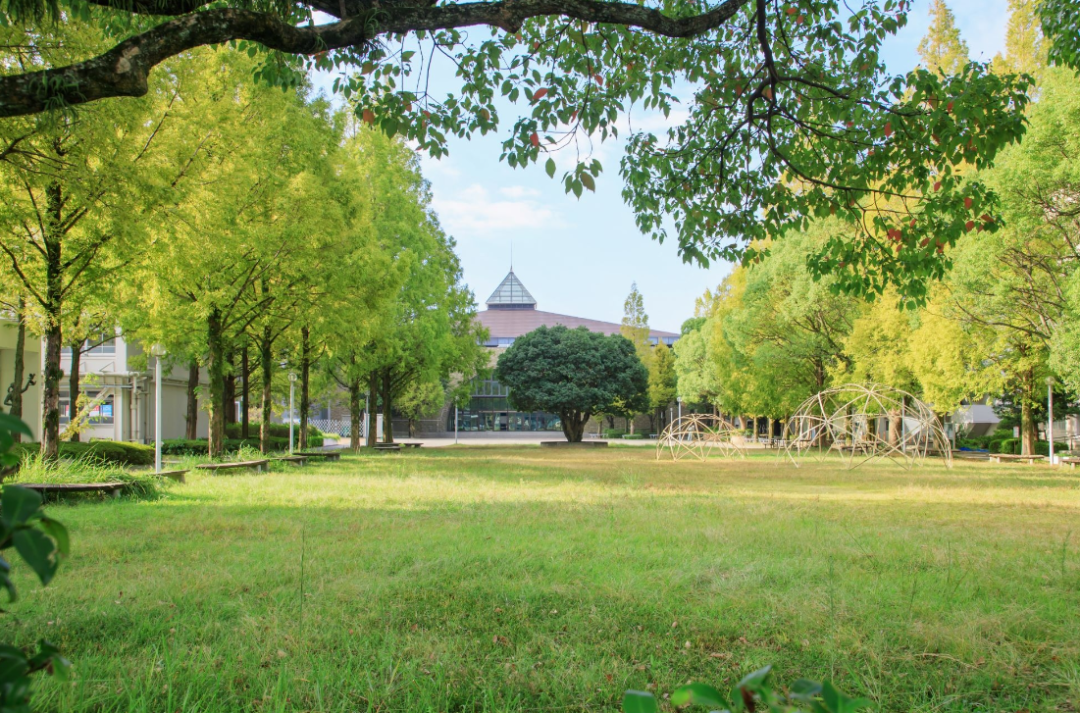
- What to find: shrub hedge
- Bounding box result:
[224,423,322,441]
[603,429,626,439]
[12,440,155,466]
[161,435,319,455]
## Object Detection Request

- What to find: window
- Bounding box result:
[59,391,114,426]
[61,334,117,356]
[482,337,516,348]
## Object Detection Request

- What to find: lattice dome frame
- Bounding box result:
[782,383,952,469]
[656,414,747,461]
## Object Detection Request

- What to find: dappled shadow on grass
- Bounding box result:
[15,482,1080,713]
[14,447,1080,712]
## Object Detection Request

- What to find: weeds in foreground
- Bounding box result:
[11,452,160,498]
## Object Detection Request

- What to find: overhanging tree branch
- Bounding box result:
[0,0,751,118]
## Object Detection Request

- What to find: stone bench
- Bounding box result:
[373,444,401,453]
[157,470,188,483]
[401,443,422,449]
[273,455,309,466]
[989,453,1046,464]
[18,482,128,498]
[1059,457,1080,469]
[295,451,341,461]
[195,459,270,474]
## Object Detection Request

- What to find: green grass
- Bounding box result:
[8,447,1080,712]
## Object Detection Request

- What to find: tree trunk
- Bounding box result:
[207,308,226,458]
[381,369,393,444]
[241,345,250,439]
[560,411,588,442]
[40,183,64,461]
[67,341,82,442]
[349,378,362,451]
[299,326,310,451]
[185,358,199,440]
[260,326,273,454]
[1020,367,1037,456]
[223,350,236,427]
[366,372,377,448]
[887,411,902,447]
[8,298,27,442]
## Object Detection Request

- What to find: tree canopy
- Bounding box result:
[0,0,1036,301]
[494,325,647,442]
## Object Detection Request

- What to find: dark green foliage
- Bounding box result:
[10,441,155,467]
[495,326,649,442]
[224,423,322,441]
[624,665,872,713]
[604,429,627,439]
[162,435,321,455]
[0,416,71,713]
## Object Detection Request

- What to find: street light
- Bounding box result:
[288,372,297,455]
[454,403,459,444]
[149,344,166,474]
[677,396,682,424]
[1047,376,1056,465]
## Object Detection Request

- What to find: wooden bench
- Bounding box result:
[373,444,402,453]
[18,482,128,498]
[989,453,1046,465]
[273,455,309,466]
[401,443,422,449]
[157,470,188,483]
[295,451,341,461]
[195,459,270,474]
[1059,457,1080,469]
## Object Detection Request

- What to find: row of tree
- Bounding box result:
[0,32,486,459]
[673,0,1079,455]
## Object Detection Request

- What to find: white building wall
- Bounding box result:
[59,334,208,443]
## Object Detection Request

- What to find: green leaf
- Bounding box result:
[581,172,596,192]
[13,528,59,586]
[1,486,42,528]
[545,157,556,178]
[622,690,659,713]
[820,682,875,712]
[0,643,29,682]
[39,518,70,557]
[672,683,729,709]
[737,665,773,691]
[0,414,31,439]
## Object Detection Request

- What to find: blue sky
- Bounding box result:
[313,1,1009,333]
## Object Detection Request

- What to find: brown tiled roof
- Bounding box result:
[477,308,678,339]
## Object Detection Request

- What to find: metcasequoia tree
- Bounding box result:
[0,24,218,459]
[938,66,1080,454]
[0,0,1035,304]
[618,282,650,433]
[129,54,347,456]
[495,325,648,442]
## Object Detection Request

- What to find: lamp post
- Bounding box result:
[677,396,682,424]
[1047,376,1056,465]
[149,344,166,474]
[288,372,297,455]
[454,403,459,444]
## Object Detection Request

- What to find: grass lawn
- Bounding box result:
[9,447,1080,712]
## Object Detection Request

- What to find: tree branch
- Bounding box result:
[0,0,751,117]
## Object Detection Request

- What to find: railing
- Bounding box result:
[309,418,363,438]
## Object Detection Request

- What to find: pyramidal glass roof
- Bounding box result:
[486,270,537,309]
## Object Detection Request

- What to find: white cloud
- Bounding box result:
[499,186,540,199]
[432,184,563,235]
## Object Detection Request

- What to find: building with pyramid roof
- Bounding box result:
[450,270,679,433]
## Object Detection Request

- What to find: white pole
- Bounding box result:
[289,379,295,455]
[455,404,459,444]
[364,391,370,445]
[1048,380,1055,464]
[154,356,162,474]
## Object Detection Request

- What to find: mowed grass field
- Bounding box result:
[8,447,1080,713]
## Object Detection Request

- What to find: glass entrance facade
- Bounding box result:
[448,378,562,432]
